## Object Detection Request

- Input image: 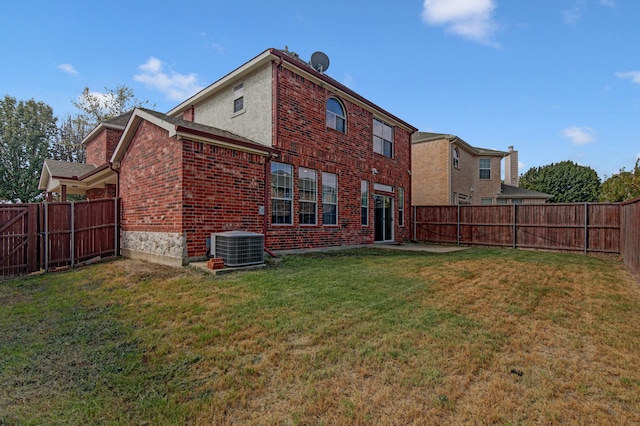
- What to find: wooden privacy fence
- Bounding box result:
[413,203,621,254]
[0,198,119,277]
[620,197,640,277]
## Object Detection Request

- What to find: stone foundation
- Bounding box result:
[121,231,187,267]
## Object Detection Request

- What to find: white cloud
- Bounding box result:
[421,0,499,46]
[562,126,595,145]
[58,63,78,75]
[562,0,585,24]
[616,71,640,84]
[134,57,204,102]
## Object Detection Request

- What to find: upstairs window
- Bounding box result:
[479,158,491,180]
[453,147,460,169]
[373,118,393,157]
[233,83,244,113]
[326,98,346,132]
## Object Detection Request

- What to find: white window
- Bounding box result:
[373,118,393,157]
[453,148,460,169]
[233,83,244,113]
[271,162,292,224]
[326,98,345,132]
[299,168,317,225]
[398,188,405,226]
[481,197,493,205]
[322,172,338,225]
[361,180,369,226]
[479,158,491,180]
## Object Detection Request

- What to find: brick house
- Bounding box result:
[40,48,416,266]
[411,132,550,205]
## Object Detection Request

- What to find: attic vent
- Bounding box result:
[211,231,264,267]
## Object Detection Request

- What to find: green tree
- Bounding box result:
[53,85,154,165]
[600,159,640,202]
[0,95,57,202]
[51,114,90,163]
[72,85,153,126]
[520,160,601,203]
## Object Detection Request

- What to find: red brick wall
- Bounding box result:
[181,140,266,258]
[85,128,123,166]
[118,120,183,234]
[267,66,412,250]
[86,184,116,200]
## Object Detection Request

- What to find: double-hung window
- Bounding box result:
[271,162,292,224]
[373,118,393,157]
[479,158,491,180]
[233,83,244,113]
[361,180,369,226]
[326,98,346,132]
[299,168,317,225]
[322,172,338,225]
[453,148,460,169]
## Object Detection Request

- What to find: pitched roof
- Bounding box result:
[42,159,96,178]
[111,108,279,165]
[499,184,552,199]
[167,48,417,133]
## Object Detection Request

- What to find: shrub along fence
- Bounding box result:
[0,198,119,277]
[413,203,622,254]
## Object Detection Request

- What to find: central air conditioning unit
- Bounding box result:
[211,231,264,267]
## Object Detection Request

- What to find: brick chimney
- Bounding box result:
[505,146,519,187]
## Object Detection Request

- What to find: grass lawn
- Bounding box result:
[1,248,640,424]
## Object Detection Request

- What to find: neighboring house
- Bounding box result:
[40,48,416,266]
[411,132,550,205]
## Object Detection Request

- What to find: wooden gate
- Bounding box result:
[0,204,39,276]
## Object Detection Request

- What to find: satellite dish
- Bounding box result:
[310,51,330,73]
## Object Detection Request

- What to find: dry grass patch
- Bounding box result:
[2,248,640,425]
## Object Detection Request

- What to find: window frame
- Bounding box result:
[361,180,369,226]
[479,158,491,180]
[233,83,244,114]
[298,167,317,226]
[326,98,346,133]
[271,162,293,225]
[453,147,460,169]
[481,197,493,205]
[322,172,338,226]
[398,187,405,227]
[373,118,394,158]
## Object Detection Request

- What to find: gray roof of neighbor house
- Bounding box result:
[412,132,509,157]
[499,184,552,199]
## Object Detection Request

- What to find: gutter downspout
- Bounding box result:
[264,57,283,257]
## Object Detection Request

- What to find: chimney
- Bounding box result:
[505,146,519,187]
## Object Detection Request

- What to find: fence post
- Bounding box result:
[26,204,38,273]
[70,202,75,268]
[44,203,48,272]
[457,204,461,246]
[584,202,588,254]
[412,205,416,242]
[512,204,517,249]
[114,198,119,256]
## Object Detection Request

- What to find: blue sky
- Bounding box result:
[2,0,639,179]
